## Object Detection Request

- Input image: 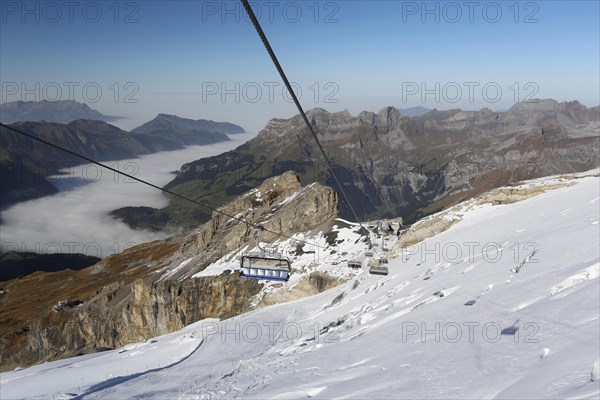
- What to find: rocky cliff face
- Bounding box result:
[159,99,599,227]
[0,172,341,371]
[193,172,337,253]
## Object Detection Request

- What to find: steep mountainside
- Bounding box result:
[1,171,598,399]
[0,172,348,371]
[131,99,599,229]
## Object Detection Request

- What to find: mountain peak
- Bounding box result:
[0,100,112,124]
[377,106,402,119]
[507,98,560,112]
[397,106,432,117]
[155,113,179,119]
[132,114,244,134]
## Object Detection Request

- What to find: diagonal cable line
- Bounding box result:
[0,122,328,250]
[240,0,382,256]
[239,0,361,221]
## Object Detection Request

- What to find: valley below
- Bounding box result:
[0,132,257,259]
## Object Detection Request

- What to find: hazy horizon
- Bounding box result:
[1,97,598,134]
[1,1,598,133]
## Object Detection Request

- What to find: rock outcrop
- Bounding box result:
[0,172,340,371]
[193,172,337,254]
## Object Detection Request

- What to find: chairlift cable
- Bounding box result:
[0,123,327,250]
[240,1,366,226]
[240,0,383,258]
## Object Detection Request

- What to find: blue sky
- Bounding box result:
[1,0,599,132]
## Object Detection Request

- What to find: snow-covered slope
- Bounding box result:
[2,172,599,399]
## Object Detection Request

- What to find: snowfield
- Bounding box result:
[1,171,599,399]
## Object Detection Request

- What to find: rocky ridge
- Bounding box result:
[0,172,352,371]
[156,99,599,228]
[0,100,112,124]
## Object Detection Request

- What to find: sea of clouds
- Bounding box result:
[0,133,256,258]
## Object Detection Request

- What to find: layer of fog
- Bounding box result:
[0,133,256,258]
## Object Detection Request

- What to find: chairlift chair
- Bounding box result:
[369,265,389,275]
[368,258,389,275]
[239,227,291,282]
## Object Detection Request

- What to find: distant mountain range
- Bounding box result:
[114,99,599,230]
[0,105,245,208]
[0,100,117,124]
[397,106,431,116]
[132,113,245,135]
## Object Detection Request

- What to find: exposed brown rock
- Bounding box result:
[0,172,340,371]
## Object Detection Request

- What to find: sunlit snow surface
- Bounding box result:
[1,171,599,399]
